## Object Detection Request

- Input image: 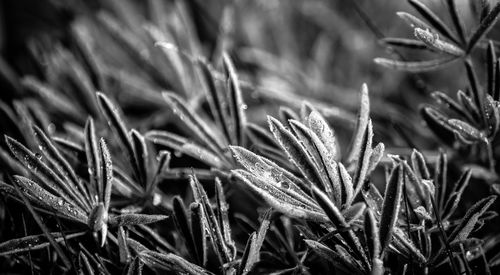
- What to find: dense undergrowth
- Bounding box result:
[1,0,500,274]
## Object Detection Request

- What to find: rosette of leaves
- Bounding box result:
[230,84,419,274]
[382,150,497,273]
[146,54,247,175]
[0,123,167,259]
[376,0,500,72]
[421,54,500,172]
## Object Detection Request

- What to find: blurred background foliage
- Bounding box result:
[2,0,490,151]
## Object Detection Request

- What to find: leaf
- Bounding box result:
[268,116,325,189]
[32,125,90,210]
[130,130,148,187]
[109,214,169,227]
[161,92,225,155]
[362,183,384,215]
[447,119,485,143]
[442,169,472,220]
[379,163,404,255]
[230,145,311,199]
[12,176,87,223]
[431,91,468,119]
[374,57,458,72]
[411,149,430,180]
[238,210,271,275]
[223,52,247,145]
[197,60,232,145]
[215,178,236,258]
[172,197,198,263]
[84,118,100,206]
[364,208,382,273]
[305,240,361,274]
[99,138,113,211]
[447,195,496,242]
[118,226,130,263]
[289,119,340,204]
[139,250,213,275]
[467,1,500,53]
[352,120,374,199]
[408,0,459,44]
[457,90,481,123]
[413,28,463,56]
[445,0,466,44]
[190,202,207,266]
[312,186,369,270]
[380,37,427,50]
[308,110,340,161]
[367,142,385,175]
[338,162,354,208]
[347,83,370,165]
[146,130,228,169]
[96,92,142,182]
[190,174,234,264]
[6,136,81,209]
[0,232,85,256]
[464,60,486,124]
[232,170,326,221]
[487,41,496,96]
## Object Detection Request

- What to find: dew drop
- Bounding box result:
[35,153,42,160]
[57,199,64,206]
[241,104,248,110]
[280,181,290,189]
[174,151,182,158]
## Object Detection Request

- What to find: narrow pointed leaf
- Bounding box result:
[84,118,100,206]
[215,178,236,258]
[379,163,404,255]
[109,214,168,227]
[374,57,458,72]
[409,0,460,44]
[96,92,142,182]
[190,202,207,266]
[223,52,247,145]
[414,28,463,56]
[233,170,326,221]
[347,84,370,165]
[268,116,325,188]
[6,136,81,209]
[32,125,90,210]
[447,195,496,242]
[364,208,381,264]
[190,174,233,264]
[0,232,85,256]
[380,37,427,50]
[146,130,228,169]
